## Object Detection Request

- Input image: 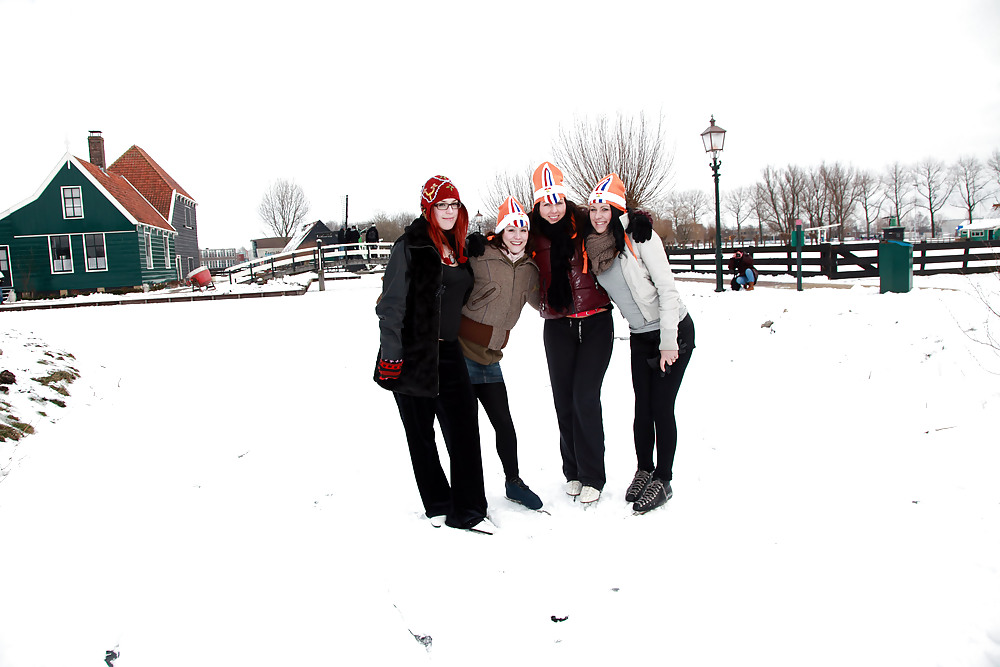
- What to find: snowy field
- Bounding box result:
[0,271,998,667]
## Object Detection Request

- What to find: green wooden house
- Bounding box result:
[0,150,178,300]
[957,220,1000,241]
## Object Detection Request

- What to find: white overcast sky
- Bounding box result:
[2,0,998,247]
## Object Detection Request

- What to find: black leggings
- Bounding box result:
[629,314,695,482]
[472,382,520,481]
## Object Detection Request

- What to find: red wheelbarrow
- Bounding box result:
[186,266,216,291]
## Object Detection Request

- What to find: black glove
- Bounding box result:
[628,210,653,243]
[466,232,488,258]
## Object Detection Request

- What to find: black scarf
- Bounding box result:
[537,213,577,313]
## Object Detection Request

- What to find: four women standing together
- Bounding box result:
[375,165,694,533]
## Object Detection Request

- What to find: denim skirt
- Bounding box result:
[464,357,504,385]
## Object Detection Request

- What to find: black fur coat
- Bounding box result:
[374,217,444,397]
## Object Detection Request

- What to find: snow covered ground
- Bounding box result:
[0,271,998,667]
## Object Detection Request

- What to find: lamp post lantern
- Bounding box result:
[473,210,484,234]
[701,116,727,292]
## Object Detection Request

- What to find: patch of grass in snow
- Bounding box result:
[31,369,80,396]
[0,334,79,470]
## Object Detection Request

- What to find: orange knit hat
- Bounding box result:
[588,173,627,212]
[532,162,567,206]
[495,196,530,234]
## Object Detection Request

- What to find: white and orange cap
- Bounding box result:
[588,173,627,212]
[532,162,567,206]
[495,196,530,234]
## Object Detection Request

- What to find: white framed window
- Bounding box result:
[84,233,107,271]
[164,235,171,268]
[49,235,73,273]
[61,187,84,219]
[144,232,153,269]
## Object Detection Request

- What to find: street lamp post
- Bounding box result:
[473,210,484,235]
[701,116,727,292]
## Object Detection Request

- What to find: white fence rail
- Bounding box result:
[224,242,393,284]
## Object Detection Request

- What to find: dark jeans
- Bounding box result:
[543,310,613,490]
[394,340,487,528]
[629,314,695,482]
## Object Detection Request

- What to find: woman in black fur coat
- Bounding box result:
[375,175,493,534]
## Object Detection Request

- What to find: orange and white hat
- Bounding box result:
[495,196,530,234]
[532,162,567,206]
[588,173,627,212]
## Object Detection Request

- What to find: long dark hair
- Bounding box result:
[530,199,583,312]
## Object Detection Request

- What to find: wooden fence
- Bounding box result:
[665,239,1000,279]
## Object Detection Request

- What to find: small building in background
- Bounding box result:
[200,247,248,273]
[250,237,291,259]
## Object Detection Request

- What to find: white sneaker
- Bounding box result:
[579,486,601,504]
[428,515,445,528]
[565,480,583,496]
[466,517,497,535]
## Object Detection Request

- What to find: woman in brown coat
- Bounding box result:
[459,196,543,509]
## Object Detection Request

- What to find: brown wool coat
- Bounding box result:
[459,245,540,365]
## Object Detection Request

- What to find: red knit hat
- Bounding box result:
[420,175,461,218]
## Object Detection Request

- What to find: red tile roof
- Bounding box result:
[75,159,175,232]
[108,145,195,219]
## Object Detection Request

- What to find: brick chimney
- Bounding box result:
[88,130,105,169]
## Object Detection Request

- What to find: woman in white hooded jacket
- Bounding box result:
[584,173,696,514]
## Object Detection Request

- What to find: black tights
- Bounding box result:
[629,315,695,482]
[472,382,520,481]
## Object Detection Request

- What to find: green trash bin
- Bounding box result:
[879,239,913,294]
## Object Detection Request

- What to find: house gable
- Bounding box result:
[108,145,196,219]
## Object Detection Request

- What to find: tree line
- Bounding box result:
[256,113,1000,246]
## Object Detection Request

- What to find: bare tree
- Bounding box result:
[855,170,885,238]
[950,156,990,225]
[883,162,915,226]
[366,210,417,243]
[258,179,310,237]
[801,165,832,234]
[988,149,1000,189]
[552,111,674,208]
[724,185,755,243]
[755,165,806,238]
[985,149,1000,213]
[913,158,954,238]
[481,164,535,216]
[823,162,861,241]
[661,190,709,244]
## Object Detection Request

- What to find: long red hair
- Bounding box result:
[427,205,469,264]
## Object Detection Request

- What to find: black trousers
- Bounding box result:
[543,310,614,490]
[472,382,520,481]
[394,340,487,528]
[629,314,695,482]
